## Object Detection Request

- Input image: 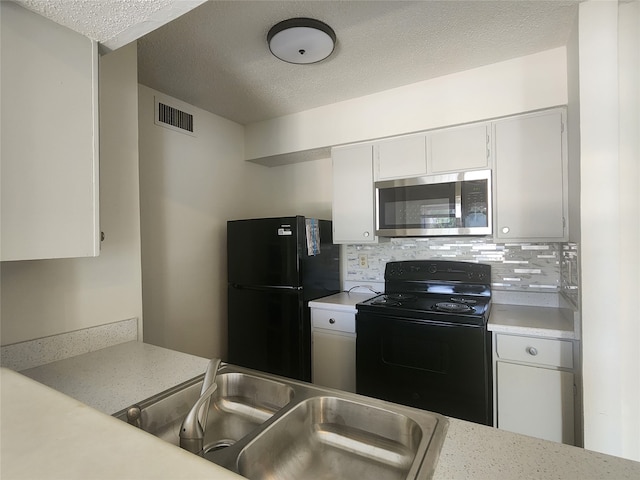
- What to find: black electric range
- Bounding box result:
[356,259,493,425]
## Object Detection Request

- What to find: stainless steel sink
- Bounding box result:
[115,364,448,480]
[202,372,295,451]
[238,396,426,480]
[114,371,294,450]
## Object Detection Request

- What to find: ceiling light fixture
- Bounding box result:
[267,18,336,64]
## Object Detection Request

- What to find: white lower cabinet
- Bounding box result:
[494,333,576,445]
[311,307,356,393]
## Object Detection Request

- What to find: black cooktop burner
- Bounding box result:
[387,293,416,301]
[433,302,475,313]
[370,297,400,306]
[450,297,477,305]
[371,293,416,306]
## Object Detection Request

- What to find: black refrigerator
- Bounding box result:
[227,216,340,382]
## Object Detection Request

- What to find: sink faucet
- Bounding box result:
[179,358,221,455]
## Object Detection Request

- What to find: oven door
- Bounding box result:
[375,170,492,237]
[356,311,492,425]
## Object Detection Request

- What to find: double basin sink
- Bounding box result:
[114,363,448,480]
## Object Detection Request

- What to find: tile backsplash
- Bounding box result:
[561,243,580,309]
[346,238,577,295]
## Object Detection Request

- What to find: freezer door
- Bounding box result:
[227,284,310,381]
[227,217,303,287]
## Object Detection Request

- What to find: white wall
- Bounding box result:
[566,10,582,246]
[138,86,272,359]
[264,157,333,220]
[0,43,143,345]
[579,0,640,462]
[245,47,568,162]
[137,88,336,360]
[617,0,640,461]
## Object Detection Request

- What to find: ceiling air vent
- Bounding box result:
[154,97,195,136]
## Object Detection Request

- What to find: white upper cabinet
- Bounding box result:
[374,122,490,181]
[429,122,490,174]
[1,2,99,261]
[494,108,567,241]
[374,133,427,180]
[332,143,378,244]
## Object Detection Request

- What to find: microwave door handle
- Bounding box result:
[455,182,462,226]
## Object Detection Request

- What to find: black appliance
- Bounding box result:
[356,260,493,425]
[227,216,340,382]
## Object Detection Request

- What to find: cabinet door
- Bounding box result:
[429,123,489,173]
[1,2,99,260]
[375,134,427,180]
[332,144,377,243]
[312,329,356,393]
[497,361,574,445]
[494,110,566,241]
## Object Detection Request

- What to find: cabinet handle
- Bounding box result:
[502,227,510,234]
[329,318,336,324]
[527,346,538,356]
[363,231,370,237]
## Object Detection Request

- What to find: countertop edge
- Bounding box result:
[309,292,378,312]
[487,322,577,340]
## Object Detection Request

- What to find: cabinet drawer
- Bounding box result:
[311,309,355,334]
[496,334,573,369]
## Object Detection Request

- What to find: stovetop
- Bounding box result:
[356,260,492,326]
[357,292,491,325]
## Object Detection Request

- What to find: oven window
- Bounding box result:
[382,330,450,374]
[378,182,456,230]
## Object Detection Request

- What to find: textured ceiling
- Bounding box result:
[15,0,580,125]
[14,0,206,50]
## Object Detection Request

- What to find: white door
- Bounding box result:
[1,2,100,260]
[376,134,427,180]
[312,330,356,393]
[494,110,566,240]
[429,123,489,173]
[497,361,575,445]
[332,144,377,243]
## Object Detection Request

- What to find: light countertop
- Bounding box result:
[0,367,243,480]
[433,416,640,479]
[314,293,580,340]
[309,291,378,312]
[2,343,639,479]
[3,367,639,480]
[20,341,209,414]
[489,303,579,340]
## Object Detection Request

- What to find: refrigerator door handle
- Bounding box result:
[229,283,302,291]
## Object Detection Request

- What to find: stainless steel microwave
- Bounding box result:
[375,170,492,237]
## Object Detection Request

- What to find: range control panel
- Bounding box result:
[384,260,490,284]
